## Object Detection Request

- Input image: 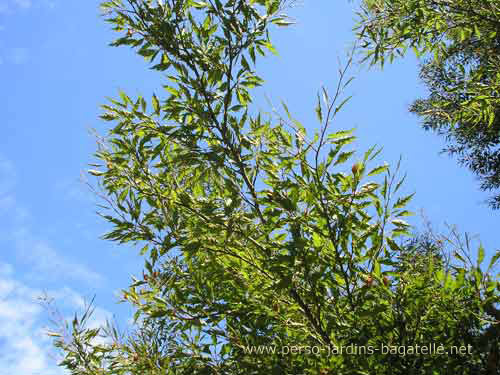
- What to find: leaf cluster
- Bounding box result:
[52,1,500,374]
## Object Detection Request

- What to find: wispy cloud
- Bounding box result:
[0,262,62,375]
[14,0,31,9]
[0,0,26,13]
[0,155,104,286]
[0,0,55,13]
[13,229,105,286]
[0,155,111,371]
[0,262,112,375]
[0,2,9,13]
[54,176,95,204]
[0,47,30,66]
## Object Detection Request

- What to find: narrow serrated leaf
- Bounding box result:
[367,164,388,177]
[393,193,414,209]
[334,151,355,166]
[152,94,160,115]
[88,169,104,176]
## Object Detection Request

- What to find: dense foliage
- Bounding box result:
[356,0,500,208]
[52,1,499,374]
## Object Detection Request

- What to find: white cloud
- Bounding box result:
[0,263,64,375]
[0,155,104,286]
[0,158,114,371]
[0,0,54,13]
[13,228,104,286]
[0,262,113,375]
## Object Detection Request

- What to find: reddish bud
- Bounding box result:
[383,276,390,286]
[364,276,373,287]
[352,163,360,175]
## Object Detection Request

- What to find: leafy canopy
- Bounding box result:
[52,1,499,374]
[356,0,500,208]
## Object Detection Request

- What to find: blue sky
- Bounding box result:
[0,1,497,373]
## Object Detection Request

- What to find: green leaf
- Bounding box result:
[386,237,401,252]
[149,309,168,318]
[327,129,354,140]
[241,55,250,71]
[473,24,481,38]
[152,94,160,115]
[394,173,406,193]
[315,93,323,123]
[140,244,149,256]
[119,90,130,106]
[282,100,291,120]
[192,1,208,9]
[249,46,256,64]
[334,96,352,115]
[391,219,410,228]
[487,250,500,271]
[367,164,388,177]
[88,169,104,176]
[373,260,381,277]
[393,193,414,210]
[334,151,355,166]
[267,0,279,14]
[395,210,413,217]
[273,19,295,27]
[477,244,485,266]
[454,251,466,264]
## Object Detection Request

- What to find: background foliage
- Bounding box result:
[357,0,500,208]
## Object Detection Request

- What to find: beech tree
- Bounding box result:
[52,1,499,374]
[356,0,500,208]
